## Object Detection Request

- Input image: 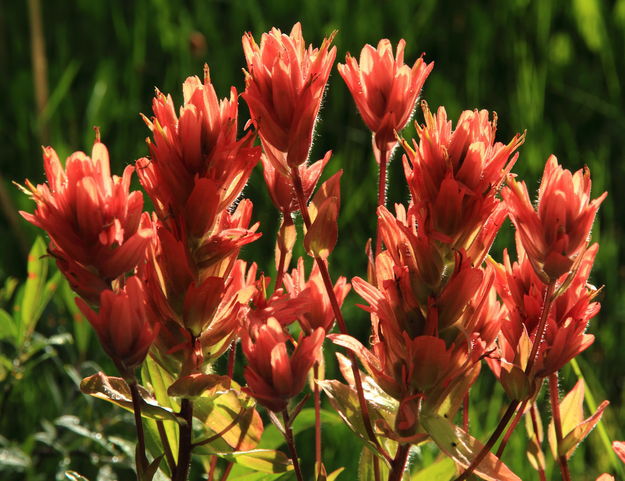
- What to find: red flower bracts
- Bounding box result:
[503,155,606,283]
[241,317,324,412]
[487,240,600,400]
[338,39,433,151]
[76,276,158,375]
[242,23,336,172]
[283,257,351,333]
[137,69,260,239]
[20,138,152,303]
[402,104,524,262]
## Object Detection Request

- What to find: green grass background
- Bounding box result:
[1,0,624,479]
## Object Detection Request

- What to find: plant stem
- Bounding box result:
[454,400,520,481]
[529,403,547,481]
[274,215,292,291]
[374,141,389,257]
[313,362,322,475]
[525,282,556,376]
[388,444,410,481]
[291,167,392,462]
[129,379,148,479]
[496,399,528,458]
[156,420,176,474]
[549,372,572,481]
[174,398,194,481]
[282,409,304,481]
[373,455,382,481]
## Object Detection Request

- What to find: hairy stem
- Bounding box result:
[291,167,392,462]
[525,282,556,376]
[454,400,520,481]
[282,409,304,481]
[374,142,389,257]
[549,372,572,481]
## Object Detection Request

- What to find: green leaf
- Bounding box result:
[80,371,178,422]
[0,308,17,343]
[141,355,180,466]
[411,456,456,481]
[19,237,49,341]
[193,388,263,451]
[358,446,389,481]
[205,449,292,474]
[60,278,91,356]
[421,413,521,481]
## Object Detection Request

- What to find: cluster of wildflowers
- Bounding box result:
[19,21,612,481]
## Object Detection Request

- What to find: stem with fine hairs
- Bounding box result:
[313,362,322,475]
[525,282,556,376]
[291,167,392,462]
[128,379,149,479]
[550,372,572,481]
[374,140,390,257]
[388,443,411,481]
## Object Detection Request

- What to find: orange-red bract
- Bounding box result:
[20,139,152,304]
[338,39,433,150]
[76,276,158,375]
[503,155,606,283]
[241,317,324,412]
[242,23,336,172]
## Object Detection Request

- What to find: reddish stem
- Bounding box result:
[374,142,389,257]
[454,400,520,481]
[282,409,305,481]
[173,398,194,481]
[291,168,392,462]
[525,282,556,376]
[530,403,547,481]
[129,379,149,479]
[549,372,572,481]
[313,362,322,475]
[388,444,410,481]
[496,399,528,458]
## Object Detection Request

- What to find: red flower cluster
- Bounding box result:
[339,39,433,150]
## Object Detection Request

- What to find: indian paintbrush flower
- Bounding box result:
[241,317,324,412]
[503,155,606,283]
[20,137,152,304]
[338,39,433,151]
[76,276,158,375]
[242,23,336,173]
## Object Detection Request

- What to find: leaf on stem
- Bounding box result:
[548,379,609,459]
[80,372,178,422]
[420,413,521,481]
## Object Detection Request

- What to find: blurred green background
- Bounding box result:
[1,0,624,479]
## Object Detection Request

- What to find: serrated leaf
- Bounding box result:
[411,456,456,481]
[80,372,178,422]
[421,413,521,481]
